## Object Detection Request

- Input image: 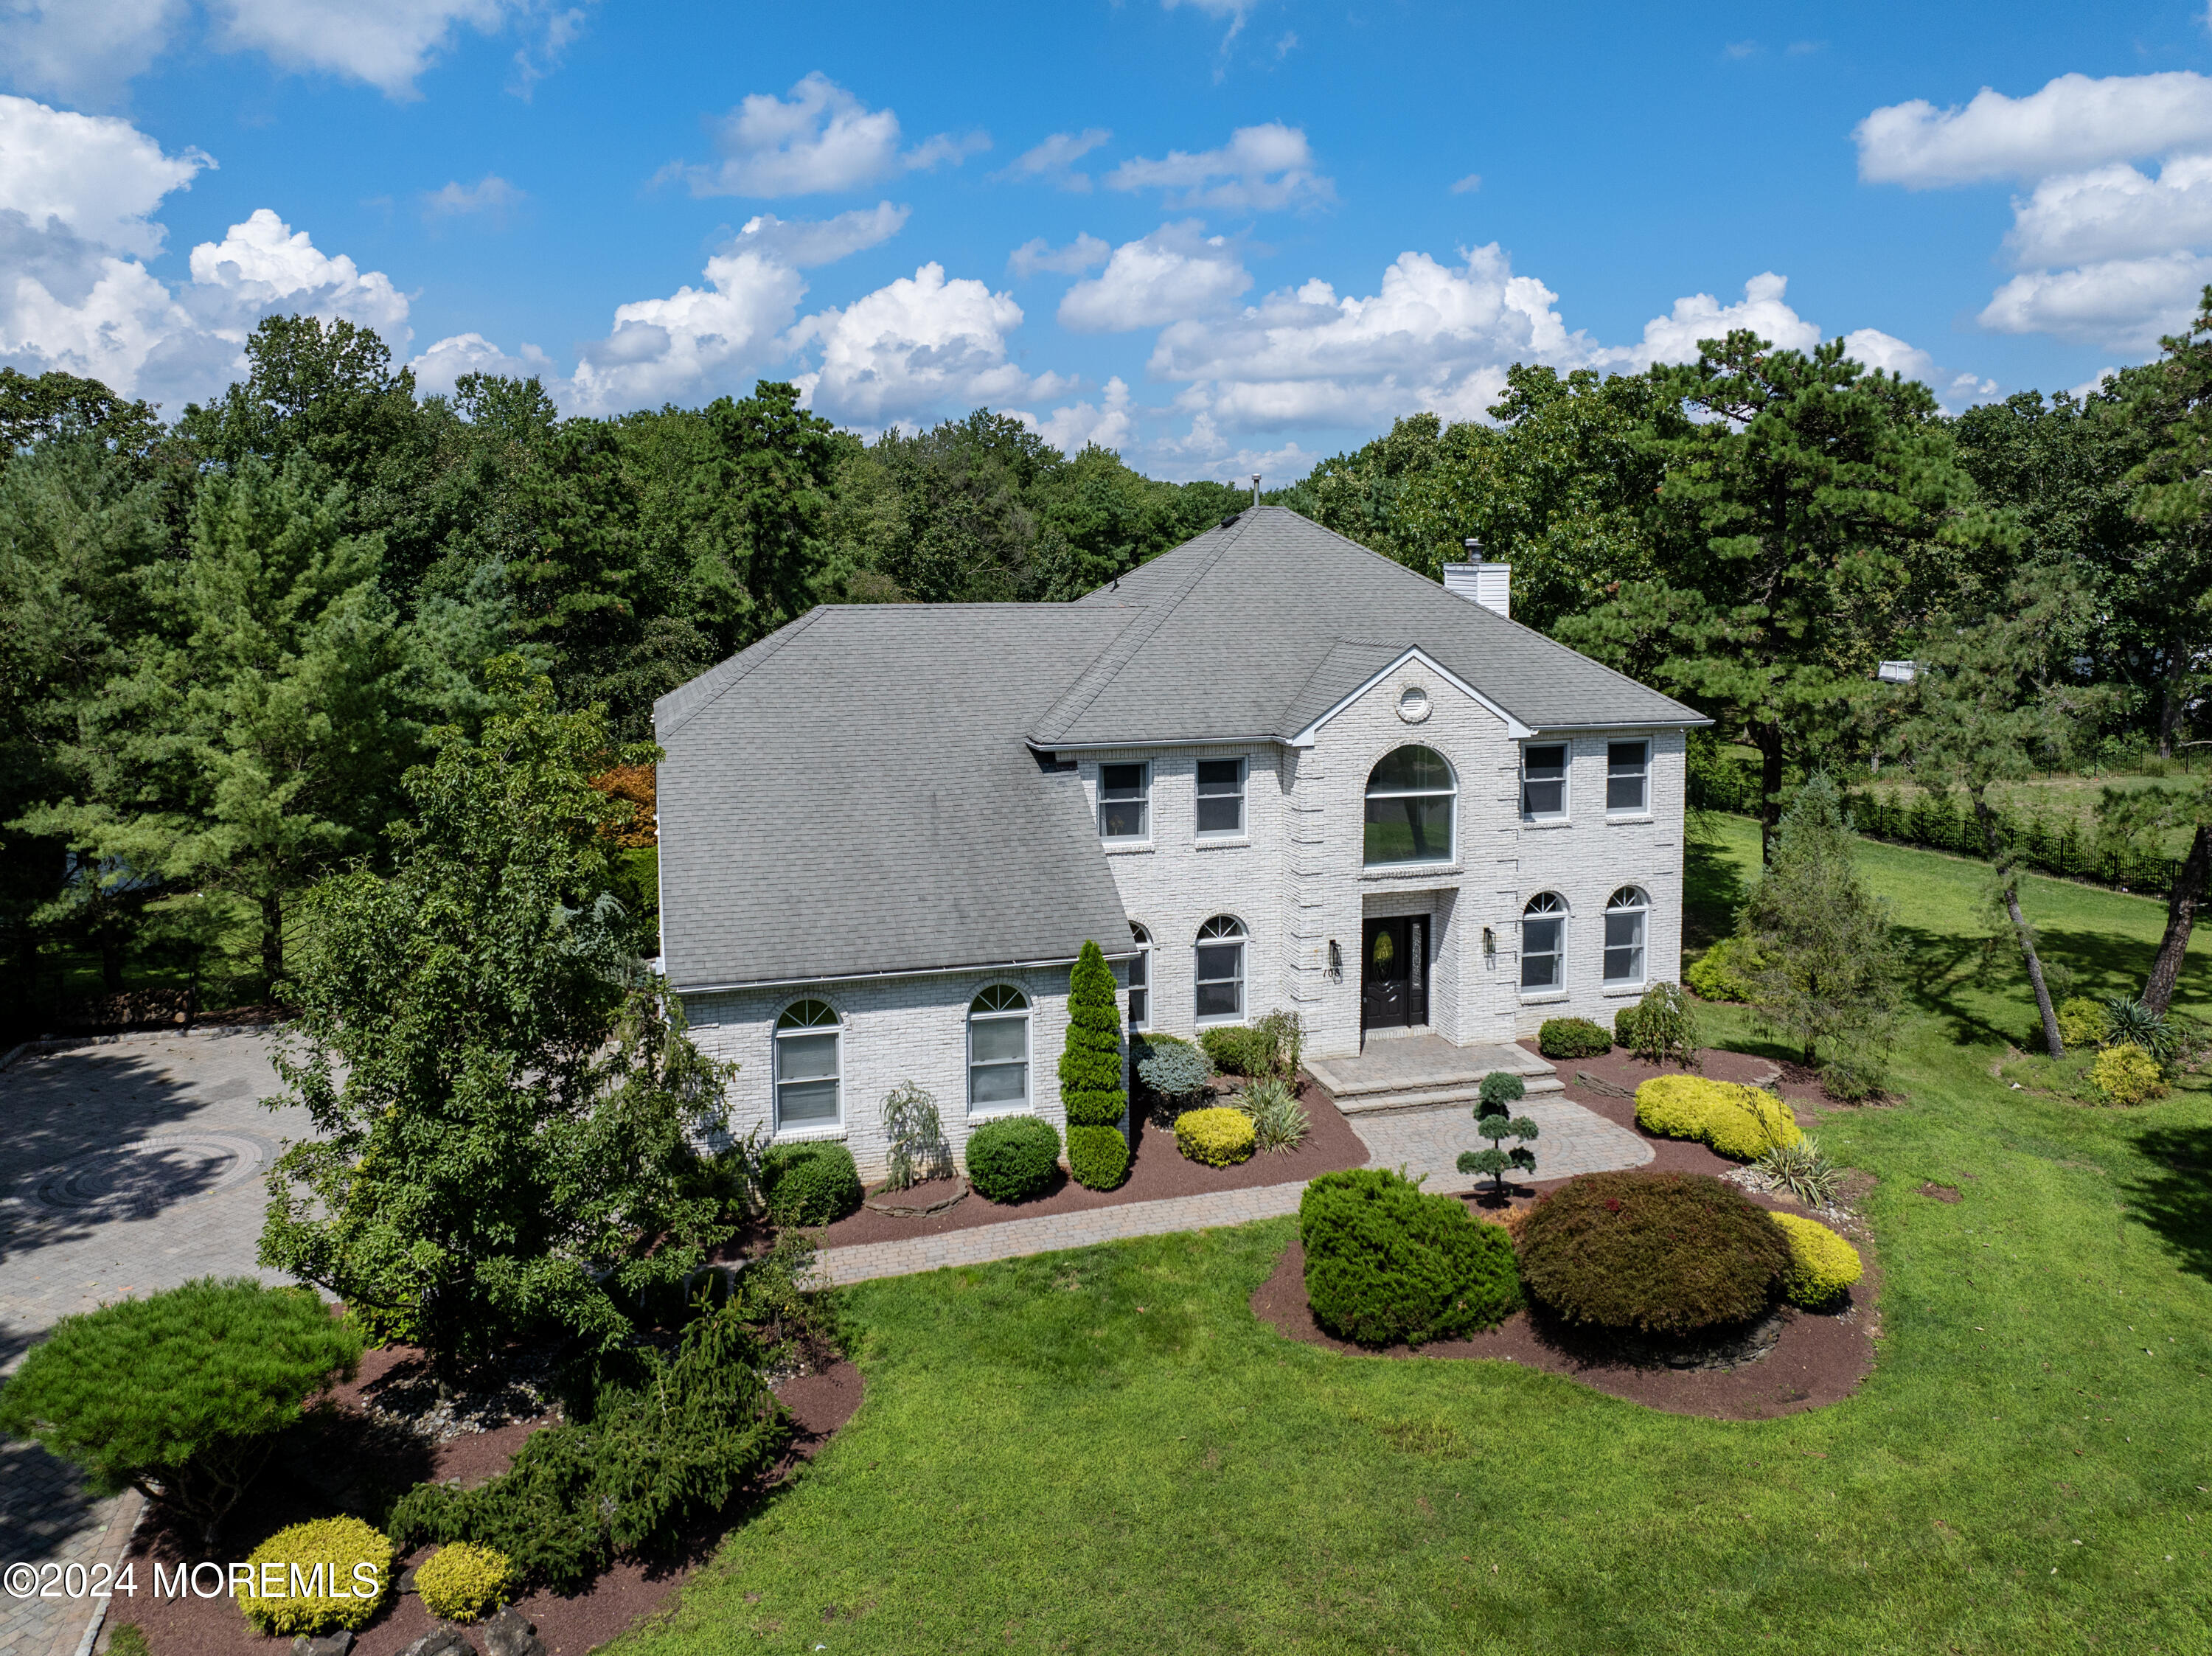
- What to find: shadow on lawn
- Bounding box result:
[2123,1124,2212,1287]
[1683,823,1751,948]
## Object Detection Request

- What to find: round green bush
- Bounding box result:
[1299,1169,1521,1346]
[235,1517,394,1635]
[1537,1017,1611,1060]
[1515,1170,1789,1335]
[414,1541,515,1623]
[1065,1123,1130,1190]
[1200,1025,1278,1077]
[759,1142,863,1225]
[1136,1040,1210,1105]
[965,1116,1062,1203]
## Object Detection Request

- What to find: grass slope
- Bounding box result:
[617,818,2212,1656]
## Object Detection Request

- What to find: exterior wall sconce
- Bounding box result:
[1326,939,1343,980]
[1481,926,1496,963]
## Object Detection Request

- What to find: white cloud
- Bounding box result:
[1008,233,1110,278]
[422,173,525,222]
[185,208,411,340]
[209,0,514,98]
[1059,222,1251,333]
[790,262,1032,425]
[1449,173,1481,194]
[1013,375,1134,455]
[995,128,1110,192]
[564,246,808,414]
[408,330,557,395]
[509,2,588,99]
[0,0,183,107]
[728,201,908,267]
[1837,326,1936,382]
[0,94,209,256]
[1106,122,1333,213]
[1856,71,2212,188]
[1162,0,1256,47]
[1607,271,1821,366]
[1978,254,2212,349]
[674,72,986,198]
[2004,154,2212,269]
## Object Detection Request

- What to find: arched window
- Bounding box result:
[1604,886,1649,986]
[1520,893,1568,992]
[773,1000,841,1129]
[967,984,1031,1113]
[1194,914,1246,1023]
[1364,745,1456,866]
[1127,923,1152,1030]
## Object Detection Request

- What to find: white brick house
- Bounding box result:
[655,507,1706,1181]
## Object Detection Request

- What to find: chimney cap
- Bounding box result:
[1461,536,1484,563]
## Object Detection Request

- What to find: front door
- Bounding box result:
[1362,916,1428,1032]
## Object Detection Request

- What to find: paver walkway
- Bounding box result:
[0,1029,306,1656]
[818,1090,1649,1287]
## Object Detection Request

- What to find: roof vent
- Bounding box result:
[1441,560,1511,619]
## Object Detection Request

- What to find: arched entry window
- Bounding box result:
[773,1000,841,1129]
[1364,745,1456,866]
[1604,886,1649,986]
[1520,893,1568,992]
[1194,914,1246,1023]
[1127,923,1152,1029]
[967,985,1031,1113]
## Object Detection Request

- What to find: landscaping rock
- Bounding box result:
[293,1634,355,1656]
[397,1629,476,1656]
[481,1606,547,1656]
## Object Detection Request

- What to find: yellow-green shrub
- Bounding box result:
[1175,1106,1256,1166]
[234,1517,393,1635]
[2056,996,2110,1050]
[1770,1212,1862,1308]
[1633,1076,1801,1161]
[414,1542,515,1623]
[2092,1044,2168,1106]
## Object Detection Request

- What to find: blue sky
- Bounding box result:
[7,1,2212,479]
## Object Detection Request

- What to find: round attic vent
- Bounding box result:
[1397,686,1431,723]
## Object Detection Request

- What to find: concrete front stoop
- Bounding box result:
[1304,1035,1562,1116]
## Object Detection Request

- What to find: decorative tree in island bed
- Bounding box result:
[1060,939,1130,1189]
[1456,1071,1539,1196]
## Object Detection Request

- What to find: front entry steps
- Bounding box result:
[1304,1035,1562,1117]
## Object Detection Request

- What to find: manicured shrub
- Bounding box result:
[1685,934,1767,1003]
[1300,1169,1521,1346]
[1624,981,1701,1068]
[1537,1017,1611,1059]
[964,1116,1062,1202]
[1060,940,1128,1127]
[1456,1111,1538,1194]
[0,1278,362,1549]
[1634,1075,1801,1161]
[234,1517,394,1636]
[759,1141,862,1225]
[2056,996,2110,1051]
[1065,1123,1130,1190]
[1135,1036,1210,1110]
[2092,1045,2169,1106]
[1200,1025,1279,1077]
[1175,1105,1256,1166]
[1242,1076,1311,1153]
[414,1542,515,1623]
[1769,1213,1863,1309]
[1514,1170,1790,1335]
[1476,1071,1526,1115]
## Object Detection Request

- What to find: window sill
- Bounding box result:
[1601,983,1648,998]
[1519,818,1573,830]
[1605,812,1655,825]
[1194,835,1251,850]
[1194,1015,1248,1029]
[773,1124,847,1144]
[1517,990,1570,1005]
[1102,841,1155,855]
[1360,862,1462,880]
[967,1104,1034,1121]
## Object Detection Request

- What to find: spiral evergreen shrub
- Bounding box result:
[1514,1170,1788,1335]
[759,1141,862,1225]
[1300,1169,1521,1346]
[964,1116,1062,1202]
[1768,1213,1863,1309]
[1060,940,1128,1128]
[1537,1017,1610,1059]
[1065,1124,1130,1190]
[234,1517,394,1635]
[1175,1105,1256,1166]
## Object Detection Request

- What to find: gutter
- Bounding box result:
[670,949,1141,998]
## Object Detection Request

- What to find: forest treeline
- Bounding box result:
[3,299,2209,1029]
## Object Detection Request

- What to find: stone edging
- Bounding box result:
[863,1180,970,1217]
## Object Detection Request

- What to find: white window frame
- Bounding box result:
[1520,893,1568,995]
[1520,742,1569,823]
[1604,886,1649,987]
[966,984,1032,1116]
[1606,740,1650,816]
[1194,757,1247,839]
[1363,745,1458,868]
[1098,761,1150,842]
[1194,914,1247,1026]
[1127,923,1151,1030]
[772,999,843,1133]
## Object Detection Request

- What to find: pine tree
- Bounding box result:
[1059,939,1128,1189]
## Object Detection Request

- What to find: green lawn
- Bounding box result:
[615,818,2212,1656]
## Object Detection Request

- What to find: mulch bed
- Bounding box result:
[111,1346,863,1656]
[813,1078,1368,1248]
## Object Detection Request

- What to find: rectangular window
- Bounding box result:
[1520,916,1563,991]
[1195,758,1245,836]
[1194,941,1244,1021]
[1607,741,1649,813]
[968,1015,1029,1108]
[774,1032,840,1126]
[1604,910,1646,984]
[1127,946,1149,1029]
[1099,762,1149,840]
[1521,744,1568,821]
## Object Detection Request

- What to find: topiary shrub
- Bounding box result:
[1300,1169,1521,1346]
[1537,1017,1610,1059]
[1476,1071,1526,1115]
[1633,1075,1801,1161]
[1175,1105,1256,1166]
[1515,1170,1789,1335]
[759,1141,862,1225]
[1200,1025,1278,1077]
[1685,934,1767,1003]
[414,1542,515,1623]
[234,1517,394,1636]
[1060,940,1127,1127]
[1065,1123,1130,1190]
[2091,1044,2169,1106]
[1768,1213,1863,1309]
[0,1278,362,1550]
[2056,996,2110,1051]
[964,1116,1062,1202]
